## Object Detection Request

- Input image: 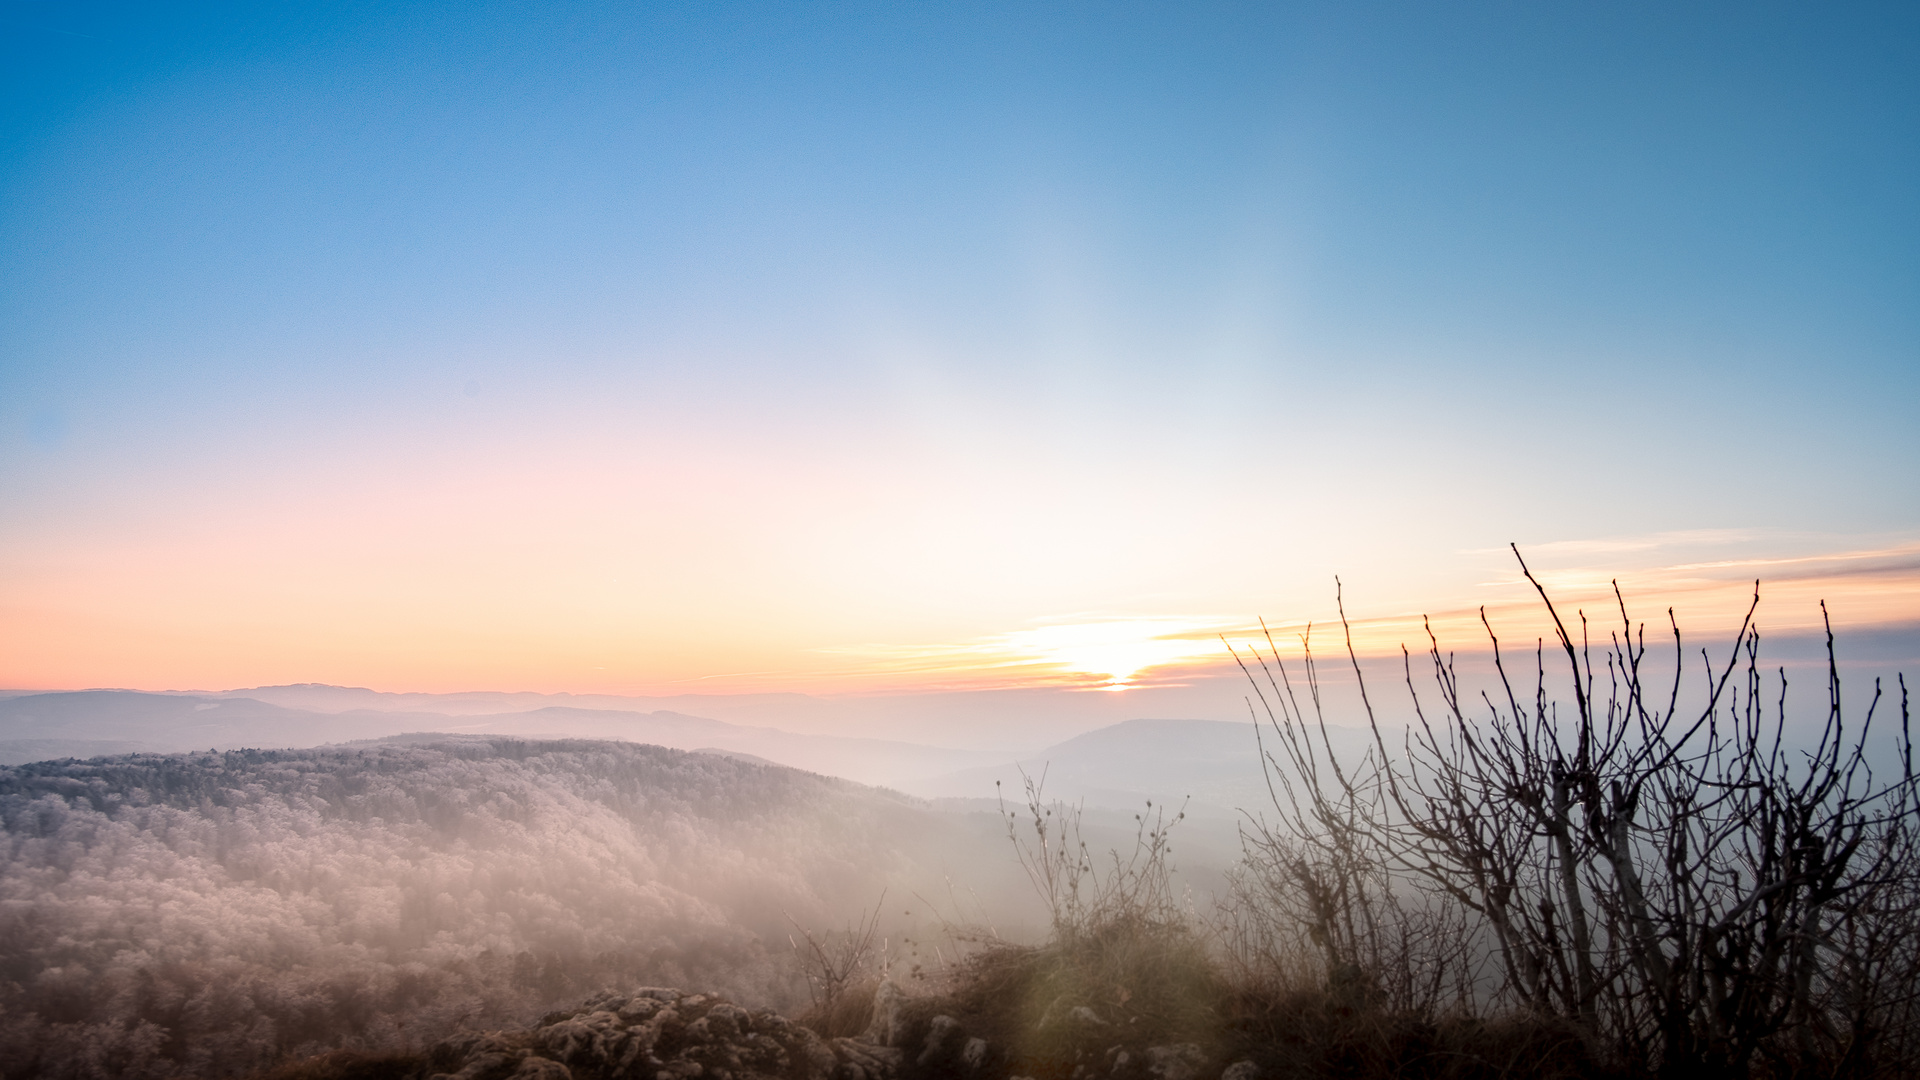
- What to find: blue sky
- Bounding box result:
[2,1,1916,695]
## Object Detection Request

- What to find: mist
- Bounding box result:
[0,739,1051,1076]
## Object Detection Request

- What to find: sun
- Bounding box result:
[814,615,1243,692]
[999,618,1230,689]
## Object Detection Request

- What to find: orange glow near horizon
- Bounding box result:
[4,537,1914,699]
[1225,542,1920,673]
[0,522,1908,709]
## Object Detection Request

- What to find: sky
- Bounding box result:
[2,1,1916,704]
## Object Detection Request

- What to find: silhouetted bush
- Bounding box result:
[1228,551,1920,1078]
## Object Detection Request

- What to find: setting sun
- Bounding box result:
[996,618,1235,688]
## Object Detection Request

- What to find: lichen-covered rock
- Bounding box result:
[1066,1008,1107,1029]
[1217,1061,1258,1080]
[916,1015,964,1068]
[538,1010,627,1064]
[440,1050,518,1080]
[1142,1044,1206,1080]
[427,987,899,1080]
[831,1035,905,1080]
[864,980,910,1048]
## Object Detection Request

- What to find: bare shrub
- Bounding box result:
[787,891,888,1014]
[1229,548,1920,1078]
[996,768,1186,942]
[972,767,1230,1067]
[1223,627,1480,1016]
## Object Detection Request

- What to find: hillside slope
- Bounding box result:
[0,738,1029,1080]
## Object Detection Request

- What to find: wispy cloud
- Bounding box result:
[813,537,1920,691]
[1438,537,1920,656]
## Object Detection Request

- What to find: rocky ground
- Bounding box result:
[361,983,1252,1080]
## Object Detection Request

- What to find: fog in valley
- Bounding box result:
[1,737,1033,1076]
[0,687,1301,1079]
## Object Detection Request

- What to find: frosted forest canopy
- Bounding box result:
[0,739,1030,1079]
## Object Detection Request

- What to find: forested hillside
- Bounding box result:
[0,739,1023,1079]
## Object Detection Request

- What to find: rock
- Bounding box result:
[833,1037,905,1080]
[917,1015,964,1067]
[795,1027,840,1077]
[429,1050,515,1080]
[1067,1006,1109,1027]
[1145,1043,1207,1080]
[537,1010,623,1062]
[962,1036,989,1071]
[864,979,909,1047]
[1220,1061,1260,1080]
[707,1003,751,1038]
[620,996,667,1024]
[649,1006,684,1038]
[427,986,876,1080]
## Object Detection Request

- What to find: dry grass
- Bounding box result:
[794,974,881,1038]
[1221,988,1603,1080]
[834,909,1615,1080]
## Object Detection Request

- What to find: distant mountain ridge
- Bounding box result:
[17,679,1267,752]
[0,690,1011,790]
[0,688,1332,820]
